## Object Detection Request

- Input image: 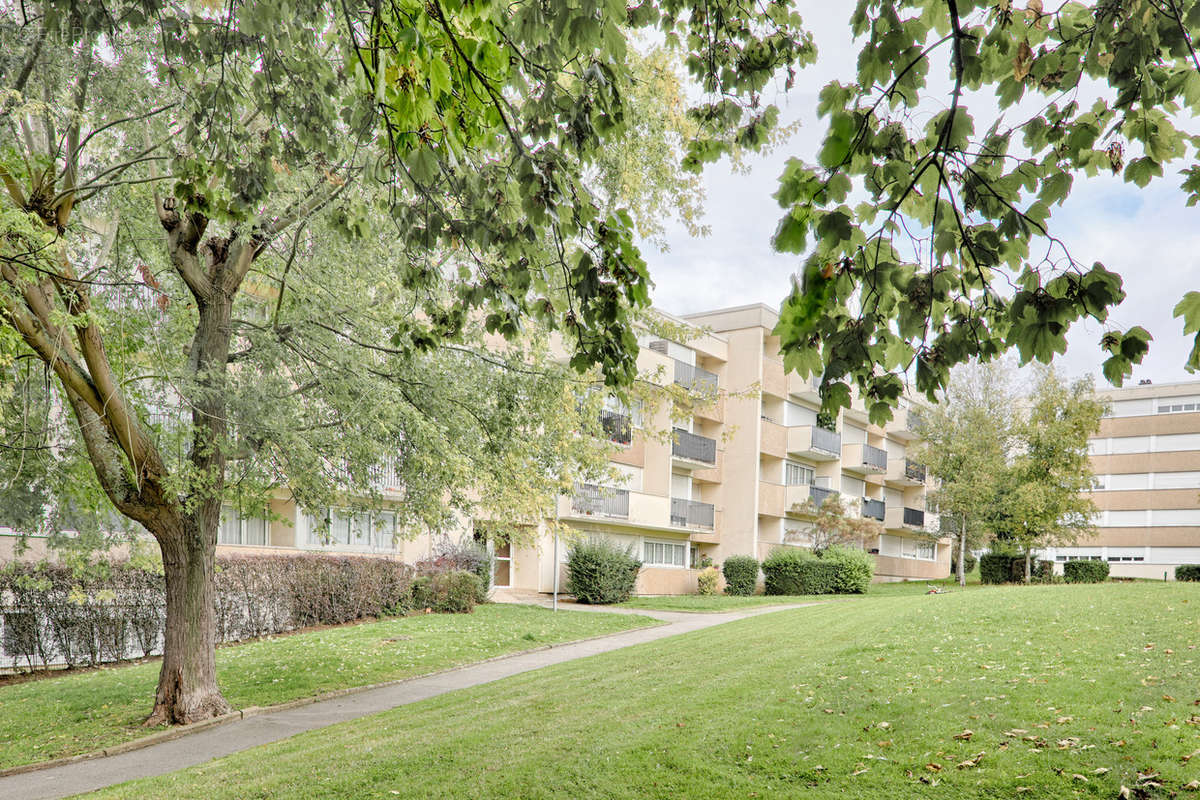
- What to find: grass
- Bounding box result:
[90,582,1200,799]
[0,603,657,770]
[621,573,983,612]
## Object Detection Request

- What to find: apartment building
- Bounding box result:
[1045,379,1200,578]
[1,303,950,592]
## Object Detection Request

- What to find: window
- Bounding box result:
[643,540,687,567]
[915,541,936,560]
[306,509,396,549]
[785,461,814,486]
[218,505,268,546]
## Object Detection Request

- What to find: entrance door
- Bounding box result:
[493,540,512,588]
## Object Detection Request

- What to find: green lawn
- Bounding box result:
[0,603,657,770]
[90,582,1200,799]
[621,574,982,612]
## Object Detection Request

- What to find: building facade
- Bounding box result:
[1045,379,1200,578]
[1,303,951,592]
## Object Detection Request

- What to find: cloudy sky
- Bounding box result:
[641,5,1200,389]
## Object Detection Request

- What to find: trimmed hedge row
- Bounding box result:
[979,553,1052,584]
[1177,565,1200,582]
[0,552,485,671]
[1062,560,1109,583]
[722,555,759,596]
[761,546,873,595]
[565,538,641,604]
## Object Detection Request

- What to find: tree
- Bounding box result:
[915,359,1017,586]
[988,366,1105,583]
[786,493,884,553]
[771,2,1200,419]
[0,1,810,723]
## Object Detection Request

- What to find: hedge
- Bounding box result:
[979,552,1053,584]
[415,540,494,604]
[761,547,874,595]
[722,555,759,596]
[1177,565,1200,582]
[0,553,416,671]
[411,570,482,613]
[564,538,641,604]
[950,552,978,575]
[1063,559,1109,584]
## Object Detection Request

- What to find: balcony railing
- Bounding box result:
[674,359,719,394]
[571,484,630,518]
[811,426,841,454]
[905,460,927,483]
[903,507,925,527]
[599,411,632,445]
[809,485,839,506]
[862,498,885,521]
[672,428,717,464]
[670,497,715,529]
[864,444,888,470]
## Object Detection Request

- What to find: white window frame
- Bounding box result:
[784,461,815,487]
[642,538,689,568]
[219,505,269,546]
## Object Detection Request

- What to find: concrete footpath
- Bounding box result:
[2,601,817,800]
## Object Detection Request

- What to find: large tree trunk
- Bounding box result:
[957,517,967,588]
[146,515,230,725]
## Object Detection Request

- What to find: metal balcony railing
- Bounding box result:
[572,484,630,518]
[862,444,888,470]
[862,498,885,521]
[809,485,839,506]
[811,425,841,454]
[903,507,925,527]
[670,498,715,529]
[672,428,717,464]
[905,459,927,483]
[599,411,632,445]
[673,359,719,394]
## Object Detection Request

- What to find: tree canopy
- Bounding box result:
[771,1,1200,419]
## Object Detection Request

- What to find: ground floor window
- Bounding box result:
[643,539,687,567]
[219,505,268,546]
[306,509,396,548]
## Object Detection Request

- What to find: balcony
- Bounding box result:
[671,498,715,530]
[598,411,632,445]
[571,484,630,519]
[888,404,920,440]
[786,372,822,401]
[884,506,927,531]
[808,485,839,507]
[674,359,719,395]
[861,497,885,521]
[842,442,888,473]
[886,457,927,486]
[672,428,717,465]
[787,425,841,461]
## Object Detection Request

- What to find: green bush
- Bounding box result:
[416,540,493,604]
[565,538,641,604]
[1177,565,1200,582]
[979,552,1053,584]
[950,552,978,575]
[696,566,720,595]
[410,570,482,613]
[722,555,759,596]
[1063,559,1109,584]
[762,549,836,595]
[821,546,874,594]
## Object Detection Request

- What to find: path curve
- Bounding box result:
[2,602,818,800]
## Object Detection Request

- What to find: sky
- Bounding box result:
[640,4,1200,389]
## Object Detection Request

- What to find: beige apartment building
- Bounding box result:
[1047,379,1200,579]
[0,303,951,593]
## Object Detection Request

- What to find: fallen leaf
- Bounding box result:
[1016,788,1031,794]
[851,763,868,776]
[1183,748,1200,763]
[1184,780,1200,791]
[1094,767,1111,775]
[1056,716,1073,724]
[1164,695,1176,702]
[1004,729,1029,737]
[954,729,974,741]
[926,762,942,772]
[1072,774,1089,783]
[957,752,986,769]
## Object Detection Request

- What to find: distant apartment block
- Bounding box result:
[1048,380,1200,579]
[1,303,952,593]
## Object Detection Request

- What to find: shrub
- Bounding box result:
[950,552,978,575]
[1177,565,1200,582]
[564,538,641,604]
[1064,559,1109,584]
[979,552,1018,584]
[821,546,874,594]
[416,540,494,604]
[410,570,482,613]
[696,566,719,595]
[762,549,837,595]
[722,555,759,596]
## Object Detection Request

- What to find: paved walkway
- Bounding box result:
[3,601,817,800]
